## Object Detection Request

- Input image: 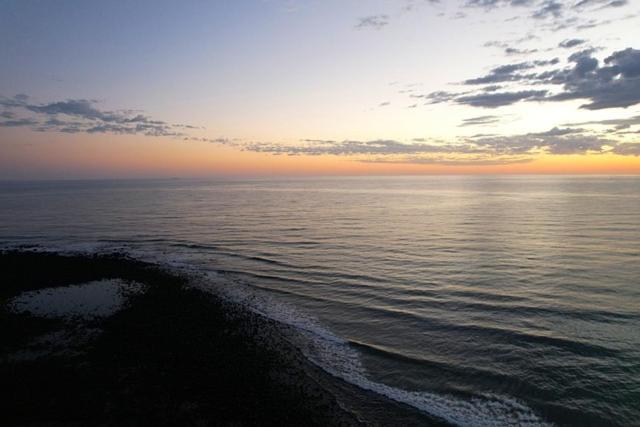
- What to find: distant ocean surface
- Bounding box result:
[1,176,639,426]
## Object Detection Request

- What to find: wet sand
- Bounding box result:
[0,250,442,426]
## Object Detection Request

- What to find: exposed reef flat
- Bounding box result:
[0,250,441,426]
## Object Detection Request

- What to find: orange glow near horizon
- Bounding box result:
[2,1,639,181]
[1,130,639,179]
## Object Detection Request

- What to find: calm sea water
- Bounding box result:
[1,176,639,426]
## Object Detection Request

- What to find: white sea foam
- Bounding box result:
[0,241,125,256]
[194,271,553,427]
[8,279,145,321]
[2,242,553,426]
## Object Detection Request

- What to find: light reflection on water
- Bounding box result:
[1,176,639,425]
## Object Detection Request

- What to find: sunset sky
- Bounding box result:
[1,0,639,178]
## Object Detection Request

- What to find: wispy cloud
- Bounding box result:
[531,1,564,19]
[559,38,587,49]
[245,139,471,156]
[361,156,533,166]
[459,115,503,126]
[355,0,442,28]
[464,0,535,10]
[563,114,640,130]
[505,47,539,56]
[355,15,389,30]
[0,118,39,127]
[6,90,635,165]
[612,142,640,155]
[461,59,558,85]
[421,89,548,108]
[242,125,629,165]
[574,0,628,10]
[0,95,229,143]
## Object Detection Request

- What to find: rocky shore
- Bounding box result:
[0,250,441,426]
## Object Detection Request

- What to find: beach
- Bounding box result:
[0,250,440,426]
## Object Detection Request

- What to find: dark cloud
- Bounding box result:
[0,94,29,109]
[531,1,563,19]
[455,90,548,107]
[26,99,122,122]
[559,39,586,49]
[611,143,640,155]
[355,15,389,30]
[542,48,640,109]
[417,87,547,108]
[0,94,229,142]
[0,118,38,127]
[412,47,640,110]
[0,95,181,136]
[462,59,558,85]
[574,0,628,9]
[416,90,461,104]
[606,0,630,7]
[464,62,536,85]
[505,47,539,55]
[606,48,640,77]
[459,115,503,126]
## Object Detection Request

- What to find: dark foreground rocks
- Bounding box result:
[0,250,443,426]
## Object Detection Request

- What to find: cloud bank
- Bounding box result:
[0,95,229,144]
[243,123,639,165]
[411,47,640,110]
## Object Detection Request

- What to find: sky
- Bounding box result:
[1,0,639,179]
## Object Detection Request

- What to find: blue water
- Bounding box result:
[1,176,639,426]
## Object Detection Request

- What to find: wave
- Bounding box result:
[192,270,553,427]
[1,241,553,426]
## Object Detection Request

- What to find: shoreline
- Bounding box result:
[0,250,442,426]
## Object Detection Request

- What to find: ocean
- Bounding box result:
[1,176,638,426]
